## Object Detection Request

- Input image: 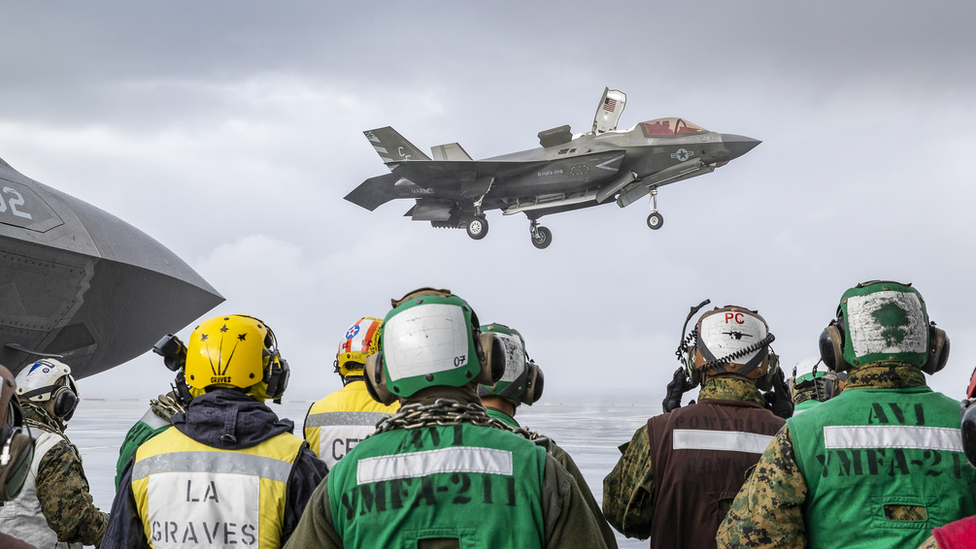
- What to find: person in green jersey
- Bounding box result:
[717,280,976,549]
[285,288,608,549]
[478,322,617,549]
[787,356,843,415]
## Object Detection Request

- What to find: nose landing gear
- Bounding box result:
[646,188,664,230]
[529,219,552,249]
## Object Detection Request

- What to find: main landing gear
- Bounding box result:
[466,216,488,240]
[646,188,664,230]
[529,219,552,249]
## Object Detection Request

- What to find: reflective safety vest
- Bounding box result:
[327,422,547,548]
[0,430,81,549]
[131,427,305,549]
[788,386,976,549]
[303,380,398,468]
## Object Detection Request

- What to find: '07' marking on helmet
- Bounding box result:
[346,325,361,339]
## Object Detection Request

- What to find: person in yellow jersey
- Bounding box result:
[101,314,329,549]
[303,317,399,468]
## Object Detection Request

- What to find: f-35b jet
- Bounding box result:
[345,88,759,249]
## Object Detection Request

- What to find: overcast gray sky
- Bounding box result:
[3,2,975,403]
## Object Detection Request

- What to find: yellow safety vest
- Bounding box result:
[131,427,304,548]
[304,380,399,467]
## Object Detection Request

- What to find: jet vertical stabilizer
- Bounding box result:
[364,127,431,171]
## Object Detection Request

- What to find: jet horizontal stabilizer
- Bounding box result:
[344,173,403,211]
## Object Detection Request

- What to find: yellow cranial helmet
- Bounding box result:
[335,317,383,379]
[185,315,275,392]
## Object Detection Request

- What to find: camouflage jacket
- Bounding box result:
[715,362,930,549]
[602,376,767,539]
[23,405,110,546]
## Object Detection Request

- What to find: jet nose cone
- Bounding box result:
[721,134,761,160]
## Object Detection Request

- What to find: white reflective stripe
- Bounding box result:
[824,425,963,452]
[305,411,390,427]
[672,429,774,454]
[357,447,513,485]
[133,451,294,483]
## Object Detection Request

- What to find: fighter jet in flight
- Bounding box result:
[345,88,760,249]
[0,156,223,379]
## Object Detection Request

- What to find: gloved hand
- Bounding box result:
[663,367,692,413]
[764,368,794,419]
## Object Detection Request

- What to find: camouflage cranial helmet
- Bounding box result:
[375,290,493,398]
[335,317,383,380]
[819,281,947,373]
[477,323,544,406]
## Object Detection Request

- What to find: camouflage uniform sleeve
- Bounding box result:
[601,425,654,540]
[716,425,807,549]
[36,439,110,546]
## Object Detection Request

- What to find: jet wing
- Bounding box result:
[391,159,550,182]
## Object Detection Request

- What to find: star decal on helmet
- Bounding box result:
[238,333,247,341]
[220,324,229,333]
[200,334,209,341]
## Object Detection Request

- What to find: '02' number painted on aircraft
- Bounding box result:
[0,187,32,220]
[537,170,564,177]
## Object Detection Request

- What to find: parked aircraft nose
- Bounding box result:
[721,134,762,160]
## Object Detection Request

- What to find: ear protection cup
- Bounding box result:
[475,333,506,386]
[51,385,79,421]
[172,369,195,408]
[1,402,34,502]
[820,373,841,400]
[755,350,779,391]
[262,353,290,403]
[923,325,949,375]
[521,362,544,405]
[819,322,847,371]
[364,353,397,406]
[962,402,976,469]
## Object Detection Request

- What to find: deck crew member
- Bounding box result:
[0,363,37,549]
[604,305,785,548]
[478,322,618,549]
[788,356,842,415]
[102,314,329,549]
[717,281,976,548]
[284,288,608,549]
[0,359,109,548]
[303,317,399,468]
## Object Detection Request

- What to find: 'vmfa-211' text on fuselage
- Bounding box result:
[345,88,760,249]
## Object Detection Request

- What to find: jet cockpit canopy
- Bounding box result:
[639,118,707,137]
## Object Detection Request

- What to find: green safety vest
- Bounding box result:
[328,422,547,548]
[788,386,976,549]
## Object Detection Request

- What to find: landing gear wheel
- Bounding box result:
[466,217,488,240]
[531,226,552,249]
[646,212,664,230]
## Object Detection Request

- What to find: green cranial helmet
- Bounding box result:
[836,281,931,368]
[477,323,544,405]
[379,291,488,397]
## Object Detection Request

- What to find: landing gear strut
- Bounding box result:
[466,216,489,240]
[529,219,552,249]
[646,188,664,230]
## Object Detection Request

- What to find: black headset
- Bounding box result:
[20,382,79,421]
[819,314,949,375]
